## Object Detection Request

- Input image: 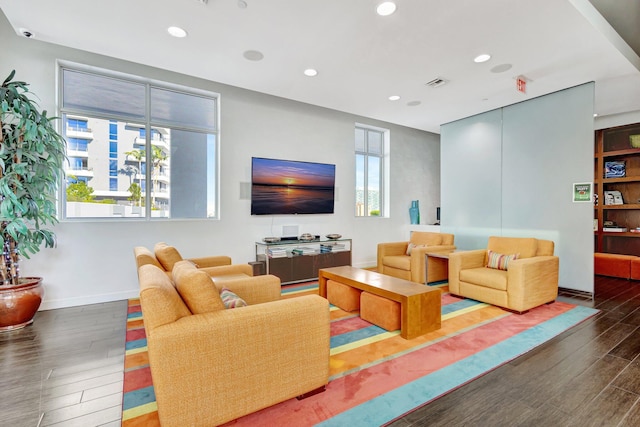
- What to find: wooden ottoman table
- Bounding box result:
[319,266,441,339]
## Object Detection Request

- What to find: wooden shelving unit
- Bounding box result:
[594,122,640,255]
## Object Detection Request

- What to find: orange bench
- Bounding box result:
[594,253,634,279]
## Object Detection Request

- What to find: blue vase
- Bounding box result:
[409,200,420,224]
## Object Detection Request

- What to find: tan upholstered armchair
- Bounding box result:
[136,261,330,426]
[377,231,456,284]
[448,236,559,313]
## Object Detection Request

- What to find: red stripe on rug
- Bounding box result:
[123,366,153,393]
[127,304,141,314]
[331,315,375,335]
[126,328,146,342]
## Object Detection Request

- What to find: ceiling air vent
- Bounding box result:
[425,78,449,88]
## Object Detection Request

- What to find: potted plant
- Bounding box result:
[0,70,66,331]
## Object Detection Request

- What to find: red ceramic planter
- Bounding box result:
[0,277,44,331]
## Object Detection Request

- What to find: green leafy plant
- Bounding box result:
[128,182,141,206]
[0,70,66,287]
[66,181,94,202]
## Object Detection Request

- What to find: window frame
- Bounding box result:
[57,61,221,221]
[355,123,390,218]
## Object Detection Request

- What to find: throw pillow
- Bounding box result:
[406,243,426,256]
[220,288,248,309]
[486,250,519,271]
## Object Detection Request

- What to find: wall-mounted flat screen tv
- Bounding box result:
[251,157,335,215]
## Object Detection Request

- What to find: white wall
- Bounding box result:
[0,13,440,309]
[441,83,595,293]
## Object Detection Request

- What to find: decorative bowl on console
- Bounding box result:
[299,233,315,241]
[326,234,342,240]
[263,237,281,243]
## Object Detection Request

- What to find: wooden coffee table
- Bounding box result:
[318,266,441,339]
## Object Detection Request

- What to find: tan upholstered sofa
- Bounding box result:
[136,259,330,426]
[377,231,456,283]
[448,236,559,313]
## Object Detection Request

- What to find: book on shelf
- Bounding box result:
[603,227,628,232]
[320,243,346,253]
[292,247,317,256]
[267,248,288,258]
[604,190,624,205]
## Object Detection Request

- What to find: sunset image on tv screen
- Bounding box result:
[251,157,335,215]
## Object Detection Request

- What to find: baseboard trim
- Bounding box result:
[40,289,140,310]
[558,287,594,300]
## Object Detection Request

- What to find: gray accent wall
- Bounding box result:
[441,83,595,293]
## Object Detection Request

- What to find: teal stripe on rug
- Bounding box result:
[122,385,156,411]
[317,305,598,427]
[125,338,147,351]
[330,325,386,347]
[442,298,483,315]
[281,283,319,294]
[127,312,142,320]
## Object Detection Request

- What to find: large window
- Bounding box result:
[59,64,219,219]
[355,125,387,217]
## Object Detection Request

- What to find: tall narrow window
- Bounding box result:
[355,125,386,217]
[60,64,219,219]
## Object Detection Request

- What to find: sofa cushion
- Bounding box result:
[138,264,191,331]
[154,242,183,271]
[536,240,555,256]
[459,267,508,291]
[487,236,537,259]
[220,288,248,308]
[134,246,164,270]
[383,255,411,271]
[411,232,442,246]
[486,250,519,271]
[172,260,225,314]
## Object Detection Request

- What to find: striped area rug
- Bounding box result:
[122,282,598,426]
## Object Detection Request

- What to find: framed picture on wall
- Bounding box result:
[573,182,592,203]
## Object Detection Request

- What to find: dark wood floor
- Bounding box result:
[1,276,639,426]
[0,300,128,427]
[389,276,640,427]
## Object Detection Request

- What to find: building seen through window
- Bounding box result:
[355,125,386,217]
[60,64,219,219]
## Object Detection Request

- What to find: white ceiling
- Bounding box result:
[2,0,639,133]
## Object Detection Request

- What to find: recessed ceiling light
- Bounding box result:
[376,2,397,16]
[304,69,318,77]
[474,54,491,63]
[167,26,187,38]
[243,50,264,61]
[237,0,247,8]
[388,95,400,101]
[594,113,598,117]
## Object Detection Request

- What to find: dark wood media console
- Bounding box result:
[255,238,352,284]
